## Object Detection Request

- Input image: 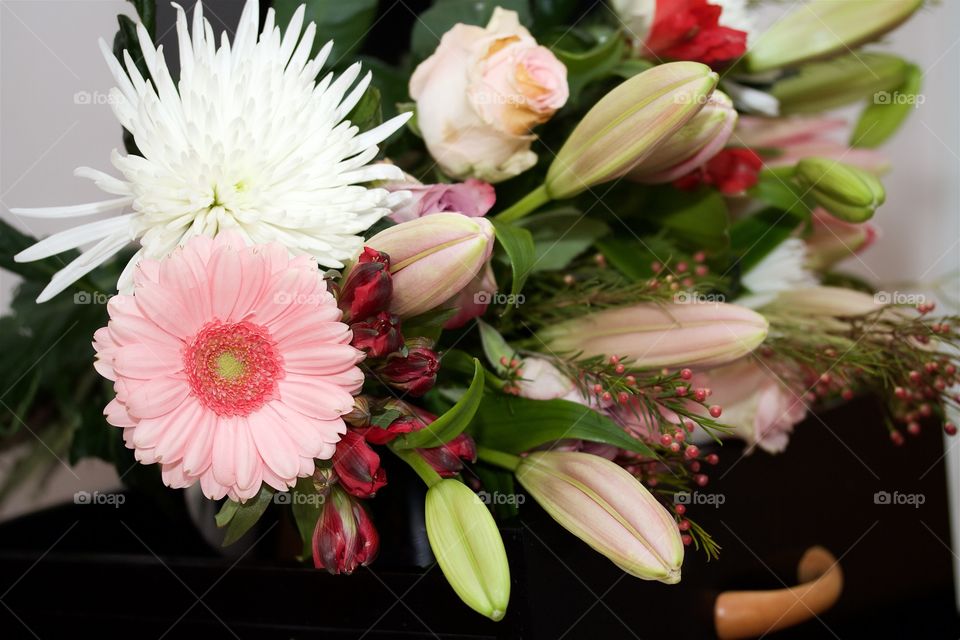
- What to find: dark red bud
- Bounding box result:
[378,346,440,397]
[418,434,478,478]
[312,486,379,574]
[351,311,403,358]
[332,430,387,498]
[339,248,392,322]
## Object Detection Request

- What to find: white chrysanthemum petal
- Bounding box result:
[11,196,132,219]
[38,233,132,303]
[15,0,409,301]
[738,239,818,309]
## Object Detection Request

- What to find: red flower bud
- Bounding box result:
[378,346,440,397]
[332,430,387,498]
[339,248,392,322]
[351,311,403,358]
[674,147,762,195]
[361,414,429,445]
[419,433,478,478]
[312,486,379,574]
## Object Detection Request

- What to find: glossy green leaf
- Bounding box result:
[729,206,805,273]
[650,189,730,251]
[469,395,655,457]
[492,219,536,303]
[273,0,378,63]
[517,208,610,272]
[597,235,679,281]
[291,477,325,559]
[218,485,274,546]
[346,85,382,133]
[394,358,486,449]
[549,27,625,101]
[411,0,531,60]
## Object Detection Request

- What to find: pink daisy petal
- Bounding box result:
[126,375,189,420]
[93,235,362,499]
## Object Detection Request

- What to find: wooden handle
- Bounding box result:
[714,546,843,639]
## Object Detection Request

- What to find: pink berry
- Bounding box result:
[705,453,719,465]
[709,405,722,418]
[685,445,700,459]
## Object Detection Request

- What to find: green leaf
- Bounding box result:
[345,85,382,134]
[411,0,532,60]
[748,169,812,218]
[291,477,325,559]
[648,189,730,251]
[126,0,156,36]
[549,26,625,102]
[729,206,805,273]
[470,395,655,457]
[477,320,516,374]
[491,219,535,304]
[215,499,241,528]
[852,63,923,148]
[530,0,579,32]
[394,358,485,449]
[597,235,679,281]
[517,208,610,272]
[219,485,274,546]
[474,465,521,520]
[0,218,72,283]
[273,0,378,64]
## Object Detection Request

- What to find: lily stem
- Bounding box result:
[476,446,522,472]
[392,447,443,488]
[495,184,551,224]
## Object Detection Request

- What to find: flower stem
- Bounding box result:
[476,446,522,472]
[495,184,551,224]
[391,446,443,487]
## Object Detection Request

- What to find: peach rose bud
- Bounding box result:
[516,451,684,583]
[539,301,769,369]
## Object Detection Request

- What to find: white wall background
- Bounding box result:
[0,0,958,584]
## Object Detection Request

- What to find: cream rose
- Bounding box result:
[409,8,568,183]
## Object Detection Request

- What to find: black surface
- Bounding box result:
[0,396,957,639]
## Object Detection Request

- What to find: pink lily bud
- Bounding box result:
[539,302,769,369]
[418,433,478,478]
[629,91,737,184]
[338,248,392,322]
[516,451,684,583]
[444,263,498,329]
[766,286,883,317]
[377,343,441,397]
[384,178,496,223]
[312,486,380,574]
[366,213,496,318]
[332,430,387,498]
[351,311,403,358]
[805,208,879,271]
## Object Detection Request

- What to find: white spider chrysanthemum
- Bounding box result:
[13,0,410,302]
[737,238,818,309]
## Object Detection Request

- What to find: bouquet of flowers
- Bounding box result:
[2,0,956,622]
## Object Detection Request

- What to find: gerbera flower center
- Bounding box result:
[184,320,284,417]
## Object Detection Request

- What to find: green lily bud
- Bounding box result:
[425,479,510,621]
[795,157,885,223]
[746,0,923,73]
[852,63,923,148]
[516,451,683,583]
[545,62,718,199]
[771,53,908,115]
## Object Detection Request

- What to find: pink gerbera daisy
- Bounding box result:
[93,233,363,501]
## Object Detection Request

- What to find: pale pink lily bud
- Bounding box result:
[539,302,769,369]
[805,208,879,271]
[736,116,890,174]
[765,286,883,317]
[545,62,718,199]
[365,213,495,318]
[516,451,683,583]
[443,263,497,329]
[629,91,737,184]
